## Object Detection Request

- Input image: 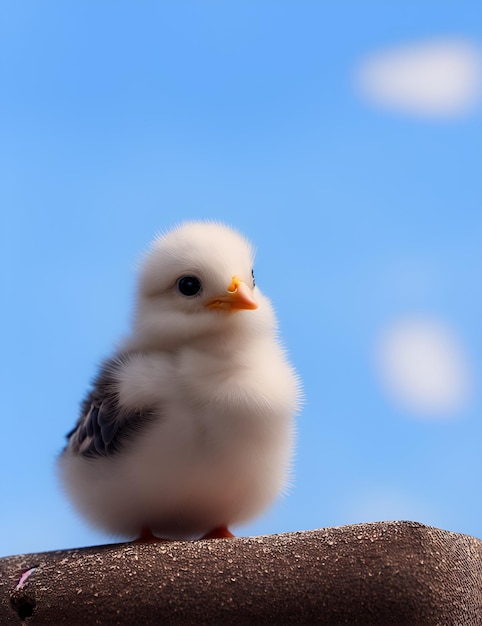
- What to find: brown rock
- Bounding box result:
[1,521,481,625]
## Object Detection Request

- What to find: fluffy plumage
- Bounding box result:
[58,221,301,540]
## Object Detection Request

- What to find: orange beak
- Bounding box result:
[205,275,258,312]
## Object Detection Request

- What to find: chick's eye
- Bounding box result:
[177,276,202,297]
[251,269,256,287]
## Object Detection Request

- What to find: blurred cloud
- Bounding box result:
[344,487,439,526]
[375,317,472,417]
[355,39,482,117]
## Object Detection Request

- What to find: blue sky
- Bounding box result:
[1,2,481,557]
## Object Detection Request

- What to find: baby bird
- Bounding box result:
[58,221,301,541]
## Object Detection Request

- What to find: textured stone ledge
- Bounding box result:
[1,521,481,625]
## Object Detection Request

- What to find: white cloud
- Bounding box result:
[355,39,482,117]
[375,317,471,417]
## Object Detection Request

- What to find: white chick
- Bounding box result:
[58,221,301,540]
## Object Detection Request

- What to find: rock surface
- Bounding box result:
[1,521,481,625]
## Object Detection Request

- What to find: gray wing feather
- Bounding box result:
[65,353,157,459]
